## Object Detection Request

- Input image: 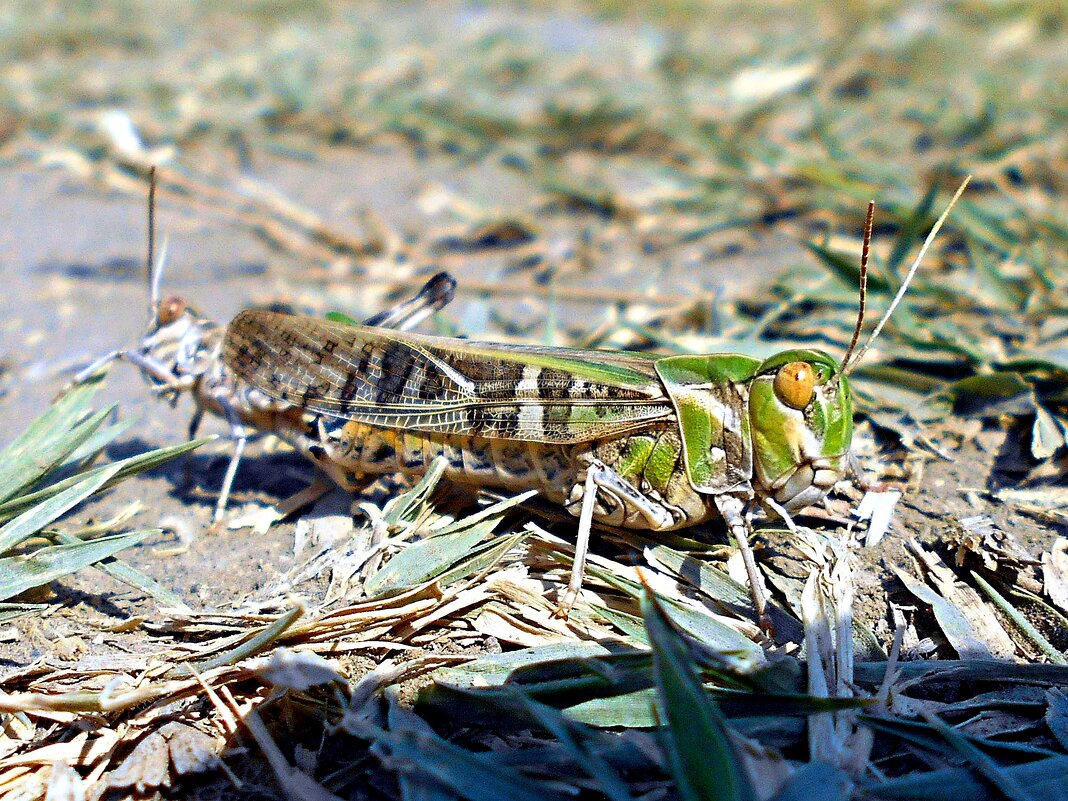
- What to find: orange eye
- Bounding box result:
[773,361,815,410]
[158,296,187,325]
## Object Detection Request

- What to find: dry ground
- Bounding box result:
[1,2,1066,800]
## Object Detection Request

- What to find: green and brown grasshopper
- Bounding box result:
[222,180,970,630]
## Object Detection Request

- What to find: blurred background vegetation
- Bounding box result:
[2,3,1067,799]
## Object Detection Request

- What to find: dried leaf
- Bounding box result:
[159,722,222,778]
[893,567,994,659]
[45,762,84,801]
[907,543,1015,659]
[108,729,171,792]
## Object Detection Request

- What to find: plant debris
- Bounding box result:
[1,2,1066,799]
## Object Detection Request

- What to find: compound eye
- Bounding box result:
[774,361,815,410]
[158,296,187,325]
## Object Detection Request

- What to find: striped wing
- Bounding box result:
[223,310,675,443]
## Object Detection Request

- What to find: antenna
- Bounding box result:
[146,166,161,327]
[838,200,873,377]
[844,175,971,374]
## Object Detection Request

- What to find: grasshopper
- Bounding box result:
[73,168,458,523]
[221,179,969,631]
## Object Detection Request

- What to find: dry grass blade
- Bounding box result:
[892,567,996,660]
[903,542,1015,658]
[797,529,872,773]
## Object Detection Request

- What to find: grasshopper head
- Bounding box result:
[134,294,219,390]
[748,349,852,512]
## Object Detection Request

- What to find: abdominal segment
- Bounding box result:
[322,420,578,502]
[308,419,719,532]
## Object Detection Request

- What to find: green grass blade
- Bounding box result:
[1045,688,1068,751]
[647,544,803,643]
[0,438,209,523]
[0,529,156,601]
[52,530,189,611]
[886,180,939,277]
[383,456,449,527]
[641,585,755,801]
[511,692,636,801]
[367,714,569,801]
[972,572,1067,665]
[0,408,112,503]
[860,714,1058,759]
[769,763,850,801]
[862,755,1068,800]
[385,698,465,801]
[433,530,529,589]
[802,240,891,294]
[0,602,47,623]
[366,489,535,596]
[564,688,866,730]
[0,375,103,467]
[58,417,138,471]
[589,563,765,668]
[0,463,122,554]
[919,711,1033,801]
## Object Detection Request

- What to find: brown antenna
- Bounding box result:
[845,175,971,373]
[146,166,162,326]
[840,200,873,376]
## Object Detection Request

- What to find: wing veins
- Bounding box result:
[223,310,674,443]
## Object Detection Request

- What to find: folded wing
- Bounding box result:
[223,310,675,443]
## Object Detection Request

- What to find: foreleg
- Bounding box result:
[556,460,674,618]
[714,494,773,635]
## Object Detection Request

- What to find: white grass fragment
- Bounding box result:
[227,503,285,536]
[1042,538,1068,615]
[729,61,818,104]
[45,762,84,801]
[252,648,344,691]
[856,490,901,548]
[799,528,873,772]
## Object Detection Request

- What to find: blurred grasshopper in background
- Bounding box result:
[73,168,457,523]
[223,178,970,631]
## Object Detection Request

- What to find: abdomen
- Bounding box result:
[323,421,578,501]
